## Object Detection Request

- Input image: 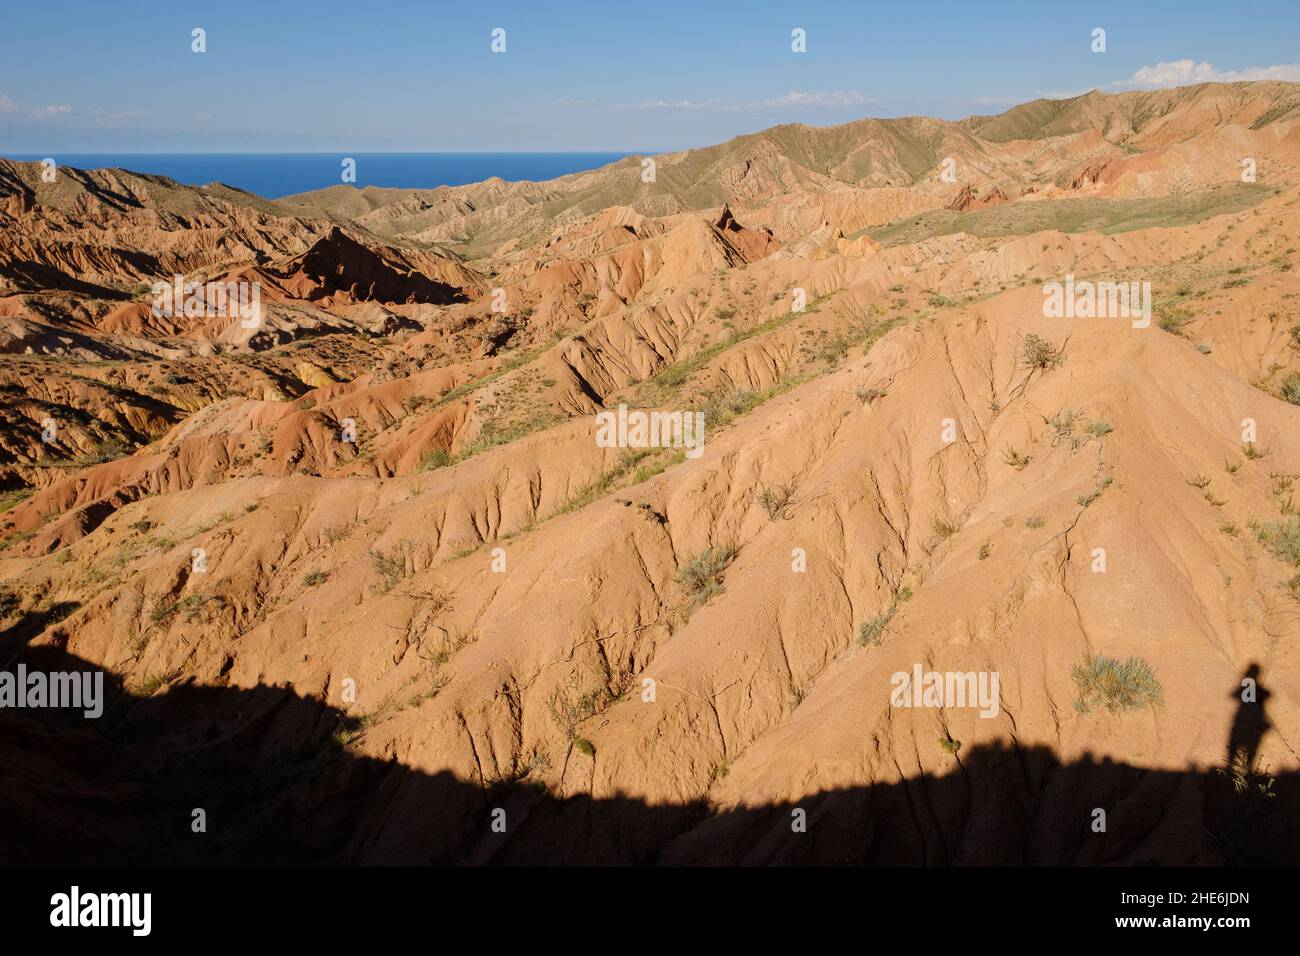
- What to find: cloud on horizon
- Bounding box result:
[1041,58,1300,100]
[89,108,148,125]
[31,104,74,119]
[0,93,16,113]
[611,90,871,112]
[1118,58,1300,88]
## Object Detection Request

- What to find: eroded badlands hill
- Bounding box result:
[1,81,1299,864]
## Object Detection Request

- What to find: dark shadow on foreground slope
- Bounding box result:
[0,635,1295,866]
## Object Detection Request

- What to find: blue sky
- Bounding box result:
[1,0,1298,152]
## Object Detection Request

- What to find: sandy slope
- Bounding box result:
[1,81,1299,864]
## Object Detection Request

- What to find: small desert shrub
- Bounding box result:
[1243,443,1266,460]
[149,594,179,627]
[1072,654,1163,714]
[939,736,962,754]
[322,525,350,545]
[1077,474,1113,508]
[572,737,596,757]
[929,514,959,539]
[1281,373,1300,407]
[631,457,674,484]
[1001,446,1032,470]
[1025,516,1045,529]
[757,481,796,520]
[1256,516,1300,566]
[1157,306,1193,336]
[133,673,169,696]
[805,332,851,367]
[677,545,735,613]
[858,606,896,646]
[1085,419,1113,437]
[417,624,468,672]
[1046,409,1078,446]
[176,594,211,623]
[369,539,416,594]
[1018,333,1062,371]
[697,387,760,426]
[978,542,992,560]
[547,678,611,739]
[302,569,329,587]
[82,564,110,585]
[419,448,453,471]
[147,593,211,629]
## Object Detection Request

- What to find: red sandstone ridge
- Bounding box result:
[946,184,1010,212]
[712,204,782,261]
[247,227,477,306]
[1070,160,1113,190]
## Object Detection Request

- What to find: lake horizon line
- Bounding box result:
[0,151,653,200]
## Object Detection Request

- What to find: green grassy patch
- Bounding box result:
[860,184,1271,248]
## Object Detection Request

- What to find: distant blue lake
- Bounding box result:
[1,152,637,199]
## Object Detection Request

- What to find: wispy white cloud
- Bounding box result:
[756,91,870,109]
[0,93,16,113]
[612,90,870,112]
[1036,59,1300,103]
[1118,58,1300,88]
[90,108,147,125]
[31,104,73,118]
[613,97,717,111]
